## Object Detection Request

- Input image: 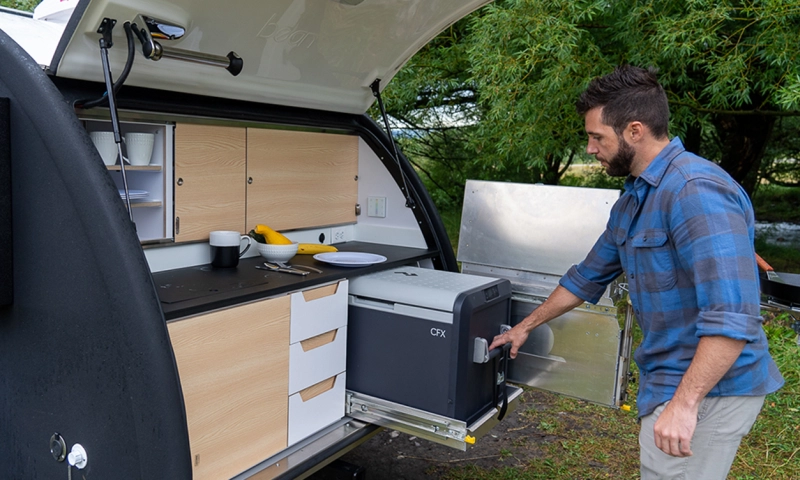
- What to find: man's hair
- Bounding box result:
[576,65,669,139]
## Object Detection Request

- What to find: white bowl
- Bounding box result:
[256,242,298,262]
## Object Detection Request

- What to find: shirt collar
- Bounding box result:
[635,137,686,188]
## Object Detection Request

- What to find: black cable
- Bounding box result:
[74,21,135,109]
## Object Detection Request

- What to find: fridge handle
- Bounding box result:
[472,324,512,364]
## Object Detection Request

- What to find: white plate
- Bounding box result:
[313,252,387,267]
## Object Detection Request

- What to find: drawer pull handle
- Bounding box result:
[301,283,339,302]
[300,329,337,352]
[299,376,336,402]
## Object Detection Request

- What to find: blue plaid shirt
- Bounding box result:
[560,138,784,417]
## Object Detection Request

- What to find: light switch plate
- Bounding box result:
[367,196,386,218]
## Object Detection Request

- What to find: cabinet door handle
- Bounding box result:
[248,177,253,184]
[176,177,184,186]
[175,216,180,235]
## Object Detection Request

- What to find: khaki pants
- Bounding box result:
[639,395,765,480]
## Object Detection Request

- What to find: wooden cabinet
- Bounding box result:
[174,125,357,241]
[174,123,246,242]
[246,129,358,231]
[168,296,291,480]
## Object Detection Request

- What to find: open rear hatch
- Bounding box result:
[26,0,491,115]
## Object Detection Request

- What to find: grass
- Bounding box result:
[437,310,798,480]
[752,184,800,224]
[435,179,799,479]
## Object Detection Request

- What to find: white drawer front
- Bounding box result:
[290,280,348,343]
[288,372,346,446]
[289,327,347,395]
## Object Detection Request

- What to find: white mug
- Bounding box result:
[209,231,252,268]
[124,132,155,166]
[90,131,118,166]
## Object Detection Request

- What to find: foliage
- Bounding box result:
[760,117,800,188]
[0,0,37,11]
[466,0,610,185]
[559,165,626,191]
[377,0,800,205]
[752,184,800,223]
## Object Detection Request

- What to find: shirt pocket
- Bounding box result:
[631,229,677,291]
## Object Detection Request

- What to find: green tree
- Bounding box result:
[378,0,800,202]
[617,0,800,193]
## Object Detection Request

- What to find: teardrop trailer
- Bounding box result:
[0,1,633,478]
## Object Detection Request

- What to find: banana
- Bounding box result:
[297,243,338,254]
[254,224,292,245]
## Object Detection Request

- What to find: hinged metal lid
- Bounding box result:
[30,0,490,114]
[458,180,619,277]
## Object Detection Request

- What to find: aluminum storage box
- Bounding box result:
[347,266,511,424]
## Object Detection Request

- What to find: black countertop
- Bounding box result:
[154,242,439,320]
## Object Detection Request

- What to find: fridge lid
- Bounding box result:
[348,266,502,313]
[458,180,620,278]
[28,0,490,114]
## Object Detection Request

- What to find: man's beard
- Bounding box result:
[604,136,635,177]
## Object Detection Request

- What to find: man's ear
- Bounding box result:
[627,121,644,143]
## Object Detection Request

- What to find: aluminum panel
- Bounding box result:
[458,180,619,277]
[508,296,624,407]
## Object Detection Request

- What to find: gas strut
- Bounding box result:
[97,18,134,222]
[370,78,416,209]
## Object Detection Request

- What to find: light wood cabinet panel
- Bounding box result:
[246,129,358,231]
[174,123,246,242]
[168,296,291,480]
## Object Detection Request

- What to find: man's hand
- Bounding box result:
[489,286,585,359]
[488,325,529,359]
[650,335,746,457]
[653,401,698,457]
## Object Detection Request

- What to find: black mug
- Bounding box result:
[209,231,252,268]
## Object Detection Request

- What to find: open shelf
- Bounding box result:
[127,201,162,208]
[85,117,174,243]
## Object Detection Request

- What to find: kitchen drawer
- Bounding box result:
[290,280,348,343]
[289,326,347,395]
[288,372,347,446]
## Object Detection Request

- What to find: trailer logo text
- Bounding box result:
[258,14,317,48]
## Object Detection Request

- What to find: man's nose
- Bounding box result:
[586,142,598,155]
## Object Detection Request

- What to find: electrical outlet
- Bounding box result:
[331,226,347,244]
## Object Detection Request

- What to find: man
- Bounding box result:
[489,65,783,479]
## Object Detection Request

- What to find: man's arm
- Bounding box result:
[488,285,584,358]
[653,335,746,457]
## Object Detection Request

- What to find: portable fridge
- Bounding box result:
[346,266,512,426]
